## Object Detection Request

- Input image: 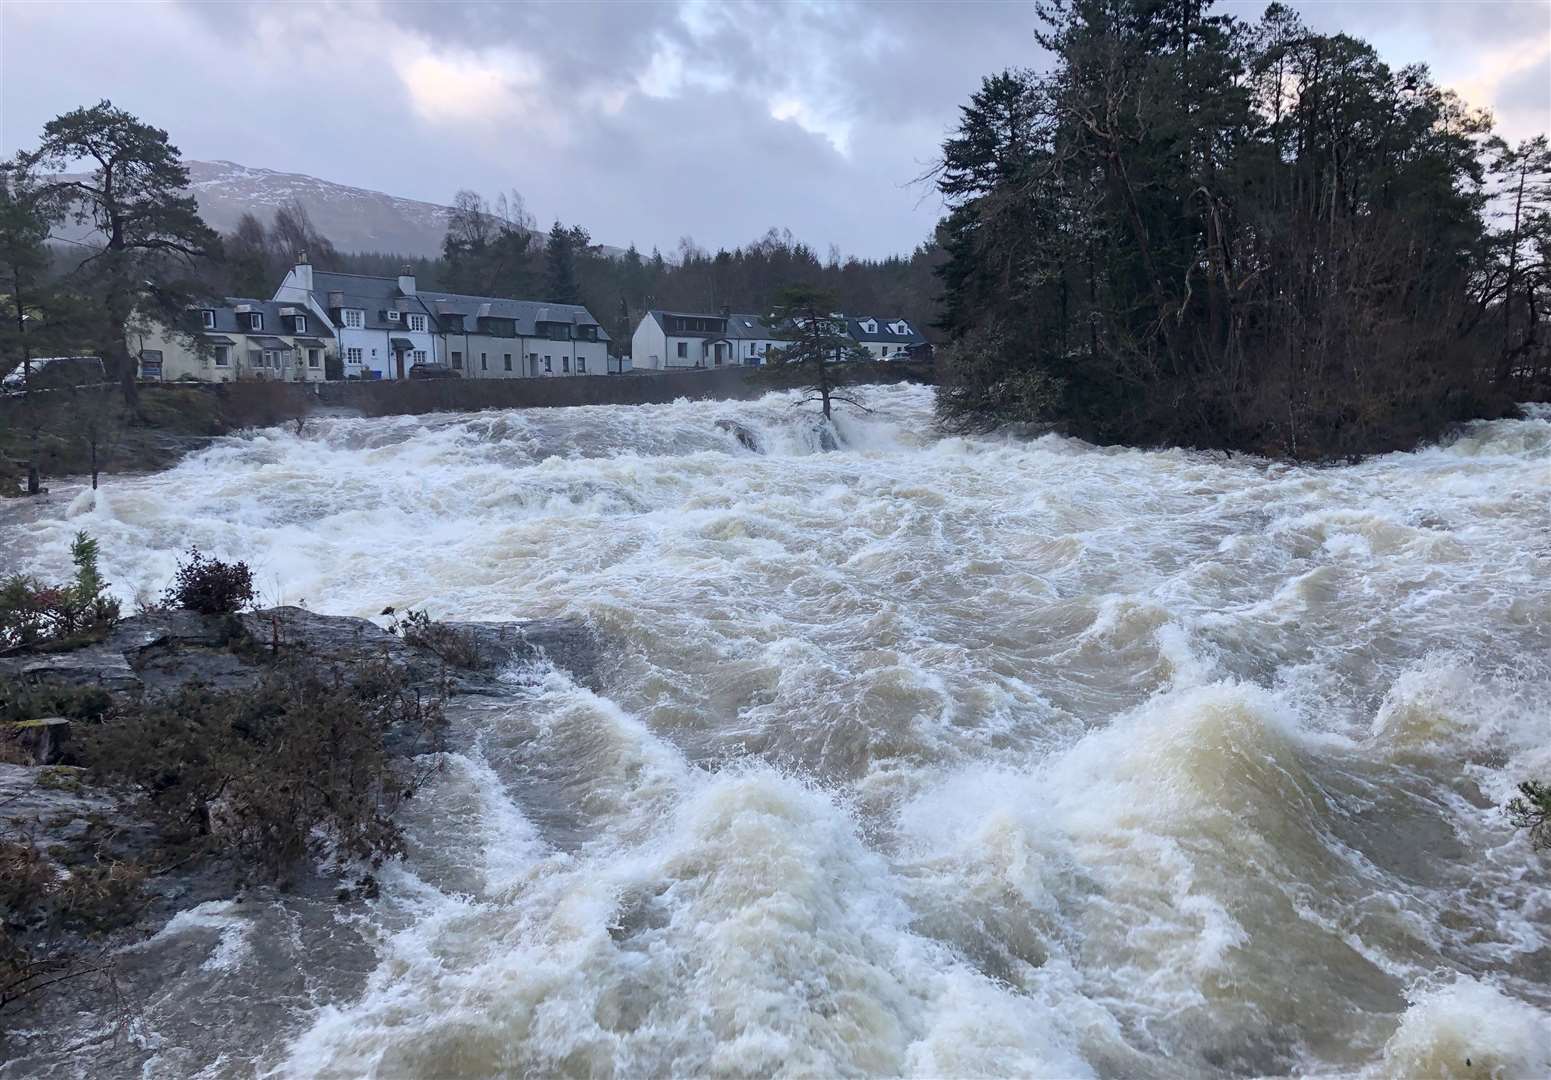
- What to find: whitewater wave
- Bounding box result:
[3,382,1548,1078]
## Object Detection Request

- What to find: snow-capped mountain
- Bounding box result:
[183,160,462,258]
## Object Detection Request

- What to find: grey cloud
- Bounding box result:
[7,0,1548,259]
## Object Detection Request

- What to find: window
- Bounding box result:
[262,349,284,368]
[451,351,463,370]
[543,355,552,373]
[201,309,216,329]
[246,312,263,331]
[343,309,364,329]
[407,314,426,332]
[577,356,586,373]
[562,357,570,373]
[504,353,512,371]
[749,342,756,356]
[676,342,687,359]
[213,345,230,367]
[346,347,363,364]
[308,349,321,368]
[480,352,488,371]
[139,350,163,379]
[294,315,307,334]
[412,350,427,363]
[388,310,400,322]
[880,345,888,357]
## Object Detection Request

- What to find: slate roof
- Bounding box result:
[845,316,926,345]
[418,290,610,341]
[648,310,778,341]
[196,298,335,338]
[309,271,429,331]
[302,271,609,341]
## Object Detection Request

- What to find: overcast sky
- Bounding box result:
[3,1,1547,258]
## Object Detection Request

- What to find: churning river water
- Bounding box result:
[3,383,1549,1078]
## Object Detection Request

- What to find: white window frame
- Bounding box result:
[247,312,263,331]
[544,355,552,373]
[503,353,512,371]
[201,309,216,329]
[412,350,427,363]
[407,313,426,332]
[577,356,586,373]
[343,309,364,329]
[388,310,400,322]
[307,349,321,368]
[213,345,230,367]
[346,347,363,364]
[295,315,307,334]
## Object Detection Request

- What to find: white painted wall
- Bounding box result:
[631,317,667,371]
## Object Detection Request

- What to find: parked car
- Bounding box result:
[408,362,460,380]
[1,355,107,393]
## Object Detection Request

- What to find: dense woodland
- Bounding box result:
[933,0,1551,457]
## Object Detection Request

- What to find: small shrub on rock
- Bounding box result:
[388,608,484,670]
[0,532,121,652]
[161,547,255,616]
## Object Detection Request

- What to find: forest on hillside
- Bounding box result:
[933,0,1551,458]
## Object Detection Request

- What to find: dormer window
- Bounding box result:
[246,312,263,332]
[861,319,877,334]
[388,310,400,322]
[342,309,364,329]
[407,313,426,332]
[294,315,307,334]
[201,309,216,329]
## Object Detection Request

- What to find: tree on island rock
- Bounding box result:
[767,284,872,426]
[21,100,219,410]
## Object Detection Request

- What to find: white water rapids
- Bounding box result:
[3,382,1549,1078]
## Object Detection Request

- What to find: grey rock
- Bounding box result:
[0,607,600,704]
[715,418,763,453]
[8,716,70,765]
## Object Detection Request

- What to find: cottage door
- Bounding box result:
[395,351,406,380]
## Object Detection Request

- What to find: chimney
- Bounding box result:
[292,259,314,293]
[398,265,416,296]
[720,305,730,320]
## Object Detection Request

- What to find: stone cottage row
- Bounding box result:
[129,257,929,384]
[131,260,614,383]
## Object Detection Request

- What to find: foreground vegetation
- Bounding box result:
[935,0,1548,458]
[0,540,464,1016]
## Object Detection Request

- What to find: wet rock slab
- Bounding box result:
[0,606,601,702]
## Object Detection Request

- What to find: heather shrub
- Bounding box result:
[80,660,446,878]
[161,547,255,616]
[388,608,484,669]
[0,835,144,1012]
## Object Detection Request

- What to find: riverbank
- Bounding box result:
[1,361,935,492]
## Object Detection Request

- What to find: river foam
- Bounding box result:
[2,382,1547,1077]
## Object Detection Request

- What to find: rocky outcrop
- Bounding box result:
[0,606,600,705]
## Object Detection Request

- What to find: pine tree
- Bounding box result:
[767,285,871,421]
[21,100,219,409]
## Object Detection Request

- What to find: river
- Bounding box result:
[3,382,1549,1077]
